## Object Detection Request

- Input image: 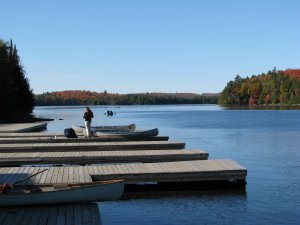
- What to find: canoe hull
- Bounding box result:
[97,128,159,137]
[0,180,124,206]
[72,124,136,133]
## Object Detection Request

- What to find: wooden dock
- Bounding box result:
[0,141,185,152]
[0,132,68,138]
[0,159,246,185]
[0,203,101,225]
[0,125,248,224]
[0,135,169,143]
[91,159,247,183]
[0,149,209,166]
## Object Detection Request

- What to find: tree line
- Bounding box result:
[0,39,34,121]
[34,91,219,106]
[219,68,300,105]
[5,37,299,110]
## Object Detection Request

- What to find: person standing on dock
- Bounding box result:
[83,107,94,137]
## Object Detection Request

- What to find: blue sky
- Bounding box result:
[1,0,299,94]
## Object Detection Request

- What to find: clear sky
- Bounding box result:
[1,0,299,94]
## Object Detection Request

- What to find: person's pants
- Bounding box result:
[85,121,92,137]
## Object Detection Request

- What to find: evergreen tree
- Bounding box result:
[0,39,34,121]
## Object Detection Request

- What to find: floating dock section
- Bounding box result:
[0,141,185,152]
[0,159,246,185]
[0,135,169,143]
[0,149,209,166]
[0,203,101,225]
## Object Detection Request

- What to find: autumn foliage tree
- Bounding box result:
[0,39,34,121]
[219,68,300,105]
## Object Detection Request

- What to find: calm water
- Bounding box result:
[33,105,300,225]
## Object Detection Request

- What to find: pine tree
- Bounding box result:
[0,40,14,119]
[0,39,34,121]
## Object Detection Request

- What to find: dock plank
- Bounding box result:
[0,159,246,185]
[0,149,208,166]
[0,203,101,225]
[0,136,169,143]
[9,207,27,225]
[0,141,185,152]
[90,159,247,183]
[19,206,35,225]
[27,206,44,225]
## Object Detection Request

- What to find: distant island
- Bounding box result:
[219,68,300,105]
[34,91,219,106]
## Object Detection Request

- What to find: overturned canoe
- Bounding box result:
[0,122,47,133]
[72,123,136,133]
[0,180,124,206]
[97,128,159,137]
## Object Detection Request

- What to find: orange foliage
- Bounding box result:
[52,90,114,101]
[283,69,300,79]
[248,96,257,105]
[50,91,213,100]
[264,94,271,104]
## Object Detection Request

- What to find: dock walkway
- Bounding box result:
[0,159,246,185]
[0,203,101,225]
[0,141,185,152]
[0,136,169,143]
[0,149,208,166]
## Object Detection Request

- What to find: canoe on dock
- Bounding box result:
[97,128,159,137]
[0,180,124,206]
[72,123,136,133]
[0,122,47,133]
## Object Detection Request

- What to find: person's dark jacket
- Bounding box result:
[83,111,94,122]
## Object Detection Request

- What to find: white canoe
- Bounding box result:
[72,123,136,133]
[0,180,124,206]
[97,128,159,137]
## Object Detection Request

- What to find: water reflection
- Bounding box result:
[221,105,300,110]
[100,191,248,225]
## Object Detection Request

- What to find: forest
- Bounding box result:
[34,91,218,106]
[218,68,300,105]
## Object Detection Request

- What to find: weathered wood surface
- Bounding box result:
[91,159,247,182]
[0,203,101,225]
[0,136,169,143]
[0,141,185,153]
[0,149,208,166]
[0,159,247,184]
[0,132,64,138]
[0,123,47,133]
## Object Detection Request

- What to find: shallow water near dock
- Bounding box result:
[34,105,300,225]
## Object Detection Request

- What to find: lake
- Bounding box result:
[33,105,300,225]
